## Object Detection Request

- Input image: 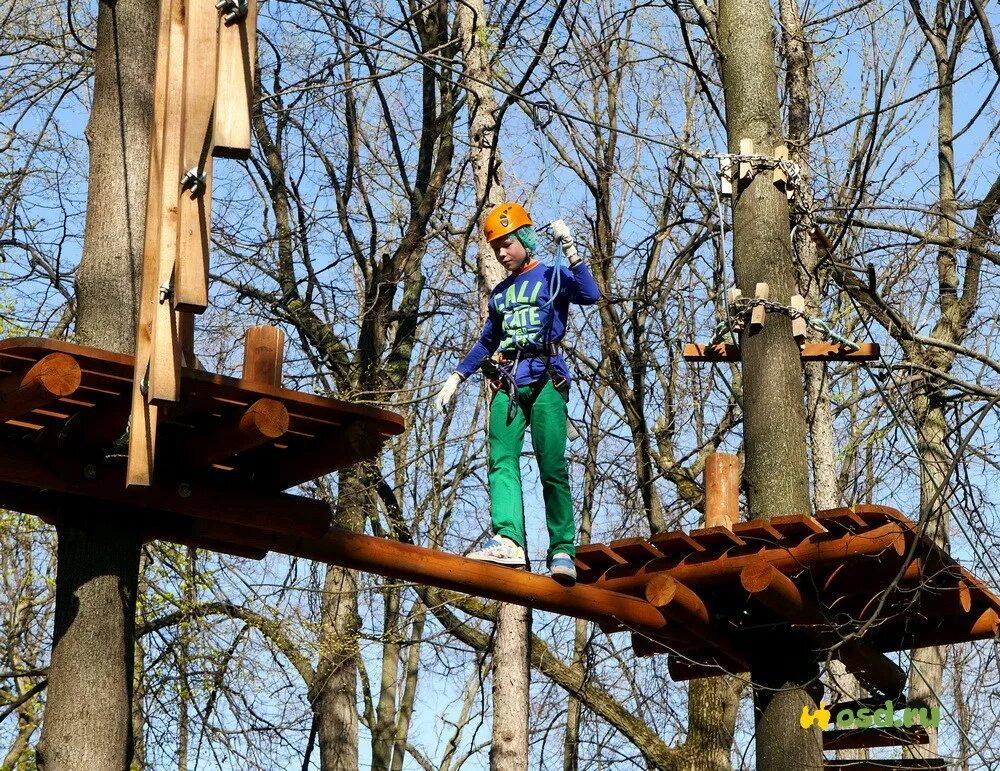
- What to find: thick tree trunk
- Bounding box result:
[458,5,530,769]
[37,0,155,767]
[716,0,820,766]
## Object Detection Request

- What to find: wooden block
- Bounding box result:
[738,138,753,180]
[717,155,733,197]
[129,0,187,485]
[772,144,788,189]
[704,453,740,529]
[727,288,744,332]
[213,0,257,159]
[241,326,285,387]
[790,294,807,345]
[749,282,768,332]
[186,398,289,467]
[683,343,739,362]
[173,0,219,314]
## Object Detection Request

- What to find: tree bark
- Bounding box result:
[458,5,530,769]
[716,0,820,766]
[37,0,155,767]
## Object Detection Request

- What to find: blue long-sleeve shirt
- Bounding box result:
[456,260,600,386]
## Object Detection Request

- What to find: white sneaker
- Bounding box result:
[467,536,526,567]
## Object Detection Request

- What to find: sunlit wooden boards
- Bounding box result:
[129,0,256,485]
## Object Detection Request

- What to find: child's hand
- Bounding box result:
[548,220,580,265]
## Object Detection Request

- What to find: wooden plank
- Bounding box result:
[822,726,928,751]
[128,0,186,485]
[260,419,386,490]
[572,543,629,571]
[0,437,330,538]
[607,537,663,562]
[242,326,284,387]
[824,761,946,770]
[688,526,746,550]
[173,0,219,313]
[800,342,880,361]
[213,0,257,158]
[0,354,81,422]
[649,530,706,556]
[684,342,879,362]
[683,343,739,362]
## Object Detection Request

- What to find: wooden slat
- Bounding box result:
[731,519,784,544]
[213,0,257,158]
[0,437,330,538]
[824,761,946,770]
[688,526,746,549]
[573,543,629,571]
[822,726,928,751]
[257,419,386,490]
[684,342,880,362]
[606,537,663,562]
[649,530,706,556]
[129,0,186,484]
[173,0,219,313]
[0,354,81,422]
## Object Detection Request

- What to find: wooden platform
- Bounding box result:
[575,505,1000,695]
[0,338,404,550]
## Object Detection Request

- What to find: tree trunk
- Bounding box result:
[458,4,530,769]
[37,0,155,767]
[716,0,820,766]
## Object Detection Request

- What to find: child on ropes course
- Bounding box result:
[434,202,599,584]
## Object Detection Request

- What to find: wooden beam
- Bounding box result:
[0,438,329,538]
[173,0,219,313]
[0,354,81,422]
[185,397,289,466]
[823,761,946,770]
[241,326,284,387]
[645,574,748,670]
[183,518,680,637]
[666,654,740,679]
[749,282,769,332]
[129,0,187,485]
[740,559,906,699]
[263,419,385,490]
[704,452,740,529]
[684,342,880,362]
[595,522,907,595]
[213,0,257,158]
[822,726,928,751]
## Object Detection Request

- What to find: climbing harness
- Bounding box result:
[711,295,861,352]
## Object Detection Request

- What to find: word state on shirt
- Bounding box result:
[493,276,548,350]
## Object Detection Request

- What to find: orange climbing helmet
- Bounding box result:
[484,202,532,243]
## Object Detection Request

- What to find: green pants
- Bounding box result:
[488,379,575,563]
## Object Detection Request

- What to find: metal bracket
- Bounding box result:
[216,0,248,24]
[180,167,207,197]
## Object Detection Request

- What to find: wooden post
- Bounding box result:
[704,453,740,530]
[0,354,82,422]
[128,0,187,485]
[173,0,219,313]
[241,325,285,387]
[213,0,257,158]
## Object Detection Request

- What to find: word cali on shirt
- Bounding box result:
[455,259,599,386]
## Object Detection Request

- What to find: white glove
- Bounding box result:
[549,219,580,265]
[434,373,462,413]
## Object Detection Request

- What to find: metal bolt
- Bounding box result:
[180,167,207,197]
[177,482,193,499]
[83,464,97,480]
